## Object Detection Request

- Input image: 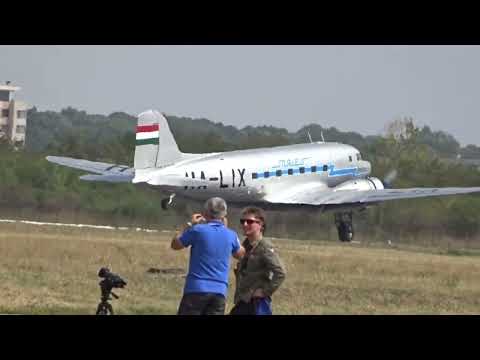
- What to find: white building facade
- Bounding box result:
[0,83,28,147]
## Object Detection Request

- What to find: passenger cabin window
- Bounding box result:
[287,169,293,175]
[299,167,305,174]
[252,173,258,179]
[323,165,328,172]
[276,170,282,177]
[311,166,317,173]
[264,171,270,178]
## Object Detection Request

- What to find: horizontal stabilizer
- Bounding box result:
[46,156,133,176]
[79,174,133,183]
[46,156,134,183]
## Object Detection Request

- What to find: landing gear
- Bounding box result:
[334,212,354,242]
[161,193,176,210]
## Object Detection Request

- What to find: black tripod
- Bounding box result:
[96,278,119,315]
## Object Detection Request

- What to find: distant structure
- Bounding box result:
[0,82,28,147]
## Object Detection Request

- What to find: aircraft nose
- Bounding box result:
[366,161,371,173]
[360,160,371,175]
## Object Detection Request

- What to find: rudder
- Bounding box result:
[134,110,182,169]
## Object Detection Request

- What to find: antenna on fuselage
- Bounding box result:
[320,131,325,143]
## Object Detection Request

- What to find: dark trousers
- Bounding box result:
[177,292,226,315]
[230,297,273,315]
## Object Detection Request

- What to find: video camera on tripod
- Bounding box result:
[96,267,127,315]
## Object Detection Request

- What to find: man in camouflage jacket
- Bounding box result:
[230,207,286,315]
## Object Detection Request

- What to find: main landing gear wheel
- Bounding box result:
[334,212,354,242]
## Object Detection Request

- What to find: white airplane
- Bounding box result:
[47,110,480,242]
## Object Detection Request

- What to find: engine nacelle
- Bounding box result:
[333,177,385,191]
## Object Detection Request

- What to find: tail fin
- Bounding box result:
[134,110,182,169]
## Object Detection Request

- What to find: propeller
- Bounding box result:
[383,169,398,189]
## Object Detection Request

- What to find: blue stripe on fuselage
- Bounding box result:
[252,164,358,179]
[328,165,357,177]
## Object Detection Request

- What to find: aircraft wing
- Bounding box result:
[46,156,134,183]
[264,182,480,205]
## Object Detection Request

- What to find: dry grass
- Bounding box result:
[1,222,480,314]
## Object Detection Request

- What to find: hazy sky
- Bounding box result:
[1,45,479,146]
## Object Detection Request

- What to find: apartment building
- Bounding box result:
[0,83,28,147]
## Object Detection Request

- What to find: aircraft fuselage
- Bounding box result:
[145,142,371,204]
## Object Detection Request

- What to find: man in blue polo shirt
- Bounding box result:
[171,197,245,315]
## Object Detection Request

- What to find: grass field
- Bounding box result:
[1,222,480,314]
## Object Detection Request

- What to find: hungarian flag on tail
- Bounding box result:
[136,124,159,145]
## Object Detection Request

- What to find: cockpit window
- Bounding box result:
[356,153,362,161]
[349,155,353,162]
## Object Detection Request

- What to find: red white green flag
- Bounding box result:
[136,124,159,145]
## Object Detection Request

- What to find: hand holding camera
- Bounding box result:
[191,213,206,225]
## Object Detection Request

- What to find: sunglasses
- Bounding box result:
[240,219,261,225]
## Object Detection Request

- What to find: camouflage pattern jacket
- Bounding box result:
[233,238,286,304]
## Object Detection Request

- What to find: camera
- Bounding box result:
[98,267,127,289]
[96,267,127,315]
